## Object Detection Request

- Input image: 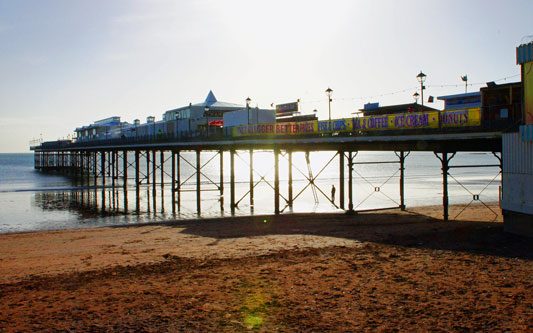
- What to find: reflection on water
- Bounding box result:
[33,189,123,219]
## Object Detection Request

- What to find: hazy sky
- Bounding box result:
[0,0,531,152]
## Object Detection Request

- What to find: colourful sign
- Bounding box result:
[317,119,352,133]
[440,108,481,127]
[233,110,481,137]
[352,112,439,131]
[352,115,389,130]
[233,121,316,136]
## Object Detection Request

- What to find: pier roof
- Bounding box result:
[165,91,244,113]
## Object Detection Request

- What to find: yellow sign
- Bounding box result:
[525,61,533,124]
[352,112,439,131]
[232,110,481,137]
[316,119,353,133]
[440,108,481,127]
[233,121,316,136]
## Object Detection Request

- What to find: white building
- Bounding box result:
[75,116,126,142]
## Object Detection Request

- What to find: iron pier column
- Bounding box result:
[288,150,293,207]
[177,151,181,210]
[135,150,140,213]
[339,151,345,209]
[196,150,201,215]
[79,152,83,179]
[152,150,156,195]
[115,151,119,181]
[435,152,455,221]
[160,151,164,189]
[86,152,90,180]
[274,149,280,215]
[249,149,254,211]
[442,153,449,221]
[101,151,106,187]
[348,151,354,212]
[123,150,128,189]
[107,151,111,177]
[399,151,406,211]
[92,152,97,183]
[146,150,150,184]
[171,150,176,213]
[219,150,224,212]
[230,149,235,215]
[135,151,140,187]
[111,151,115,187]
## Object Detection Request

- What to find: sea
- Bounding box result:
[0,151,502,234]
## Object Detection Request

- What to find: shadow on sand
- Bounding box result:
[124,210,533,261]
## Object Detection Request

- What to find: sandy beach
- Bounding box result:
[0,203,531,331]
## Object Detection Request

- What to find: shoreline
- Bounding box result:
[0,201,502,236]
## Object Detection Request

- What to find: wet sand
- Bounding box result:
[0,203,532,331]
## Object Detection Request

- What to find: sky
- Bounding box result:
[0,0,531,152]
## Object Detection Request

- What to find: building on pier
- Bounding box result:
[359,102,439,117]
[72,91,276,141]
[480,81,522,127]
[163,90,274,137]
[437,91,481,111]
[75,116,127,142]
[501,40,533,237]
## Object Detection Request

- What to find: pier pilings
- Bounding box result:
[31,141,502,221]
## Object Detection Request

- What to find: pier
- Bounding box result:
[31,130,503,220]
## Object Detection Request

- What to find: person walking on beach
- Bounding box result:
[331,185,336,203]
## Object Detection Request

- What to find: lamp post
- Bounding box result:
[246,97,251,125]
[413,92,420,104]
[461,75,468,93]
[416,71,426,106]
[325,87,333,120]
[204,106,210,137]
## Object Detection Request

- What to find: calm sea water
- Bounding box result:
[0,152,501,233]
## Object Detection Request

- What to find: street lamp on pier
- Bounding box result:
[204,106,210,137]
[413,92,420,104]
[246,97,251,125]
[461,75,468,93]
[325,87,333,120]
[416,71,427,106]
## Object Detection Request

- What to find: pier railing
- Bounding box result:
[34,116,519,151]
